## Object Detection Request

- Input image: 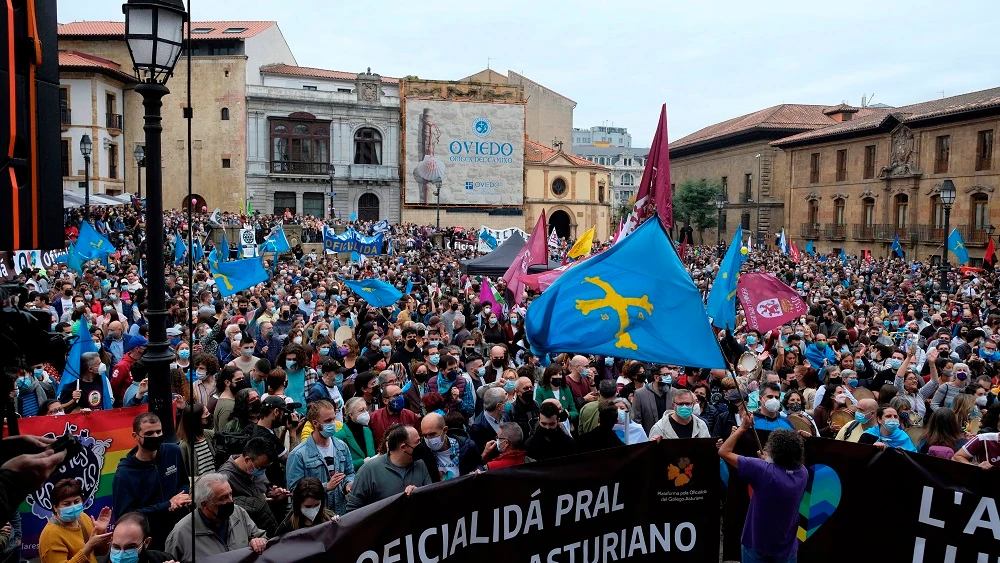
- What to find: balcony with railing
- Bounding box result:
[824,224,847,240]
[60,108,71,127]
[347,163,399,182]
[959,225,988,246]
[852,224,875,241]
[106,113,123,131]
[799,223,821,239]
[271,160,330,175]
[869,224,911,242]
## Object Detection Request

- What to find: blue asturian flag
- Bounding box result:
[261,225,291,254]
[372,219,390,234]
[805,240,814,255]
[55,243,89,274]
[405,278,414,296]
[839,248,847,261]
[210,255,270,297]
[192,238,204,263]
[173,232,187,265]
[76,221,114,260]
[57,316,114,410]
[524,219,725,369]
[342,278,404,308]
[219,230,230,262]
[948,229,970,264]
[891,234,905,258]
[349,212,358,221]
[479,228,499,250]
[778,229,789,254]
[706,225,748,330]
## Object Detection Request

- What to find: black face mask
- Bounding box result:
[492,359,505,369]
[451,304,459,311]
[214,501,235,520]
[519,391,533,403]
[239,307,249,314]
[140,435,163,452]
[290,306,299,314]
[280,312,290,320]
[406,338,417,348]
[550,378,563,388]
[463,347,475,356]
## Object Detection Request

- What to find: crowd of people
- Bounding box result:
[3,201,1000,563]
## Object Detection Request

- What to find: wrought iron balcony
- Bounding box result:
[271,161,331,175]
[106,113,123,130]
[852,224,875,241]
[824,224,847,240]
[799,222,821,239]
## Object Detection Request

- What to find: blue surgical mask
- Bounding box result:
[178,349,191,360]
[321,422,338,438]
[319,329,329,337]
[854,360,864,369]
[286,360,298,371]
[317,311,326,317]
[888,358,903,370]
[380,345,392,354]
[429,340,440,348]
[58,502,85,523]
[675,405,693,419]
[746,336,758,346]
[605,357,614,367]
[429,354,440,366]
[389,396,407,411]
[477,366,486,377]
[319,347,330,356]
[33,368,44,379]
[504,380,516,392]
[617,409,627,425]
[109,548,141,563]
[855,411,870,424]
[16,375,32,389]
[883,419,900,431]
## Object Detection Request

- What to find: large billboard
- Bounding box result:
[404,99,524,206]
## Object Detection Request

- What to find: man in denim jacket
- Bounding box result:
[286,400,355,515]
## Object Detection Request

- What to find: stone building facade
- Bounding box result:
[571,145,649,223]
[58,52,136,198]
[774,88,1000,262]
[246,65,400,221]
[57,21,296,212]
[525,140,611,241]
[668,105,846,245]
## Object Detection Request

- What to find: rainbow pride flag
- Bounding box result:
[13,406,146,558]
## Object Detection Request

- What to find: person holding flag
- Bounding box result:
[565,226,595,264]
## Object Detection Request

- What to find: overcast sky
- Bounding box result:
[59,0,1000,147]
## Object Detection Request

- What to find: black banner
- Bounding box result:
[724,438,1000,562]
[208,440,721,563]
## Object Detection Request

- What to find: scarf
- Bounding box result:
[863,425,916,451]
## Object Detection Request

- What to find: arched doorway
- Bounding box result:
[182,194,208,212]
[549,209,572,239]
[358,193,380,221]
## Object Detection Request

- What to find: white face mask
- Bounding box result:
[293,336,303,345]
[300,505,321,521]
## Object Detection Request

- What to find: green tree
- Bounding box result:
[613,194,636,225]
[673,179,723,243]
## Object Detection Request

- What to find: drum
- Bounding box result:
[967,419,982,435]
[831,410,854,429]
[788,413,816,436]
[334,325,354,346]
[852,387,875,401]
[905,426,926,444]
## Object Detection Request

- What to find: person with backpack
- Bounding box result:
[834,398,879,442]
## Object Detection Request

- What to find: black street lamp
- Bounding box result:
[939,179,956,293]
[133,144,145,199]
[80,134,92,221]
[123,0,187,442]
[715,192,725,249]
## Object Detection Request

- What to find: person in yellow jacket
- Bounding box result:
[39,479,112,563]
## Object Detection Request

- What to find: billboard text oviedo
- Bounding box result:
[405,99,524,206]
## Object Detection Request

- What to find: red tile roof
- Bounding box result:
[771,108,894,146]
[259,63,398,85]
[525,139,605,168]
[823,103,860,115]
[671,104,838,150]
[57,21,276,40]
[58,50,136,82]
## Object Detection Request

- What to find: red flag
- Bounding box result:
[790,241,800,263]
[618,104,672,240]
[986,237,996,266]
[679,239,688,263]
[736,273,808,334]
[863,247,870,262]
[504,210,548,305]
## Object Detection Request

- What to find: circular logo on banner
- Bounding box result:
[240,230,256,245]
[472,117,492,138]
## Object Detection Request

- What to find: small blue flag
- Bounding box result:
[706,225,747,330]
[173,232,187,265]
[210,254,270,297]
[524,219,724,369]
[261,225,291,254]
[343,278,403,308]
[192,238,204,263]
[805,240,814,255]
[405,278,413,296]
[219,230,230,262]
[891,234,905,258]
[839,248,847,261]
[349,212,358,221]
[948,229,970,264]
[372,219,390,233]
[76,221,114,260]
[479,228,498,250]
[57,316,114,410]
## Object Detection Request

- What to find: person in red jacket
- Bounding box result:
[483,423,527,471]
[368,383,420,446]
[110,335,147,408]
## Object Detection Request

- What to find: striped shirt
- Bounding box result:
[193,438,216,476]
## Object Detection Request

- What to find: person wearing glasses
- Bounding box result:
[648,389,711,440]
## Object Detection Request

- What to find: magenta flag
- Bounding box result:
[736,273,808,334]
[619,104,673,240]
[479,277,502,312]
[503,210,548,304]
